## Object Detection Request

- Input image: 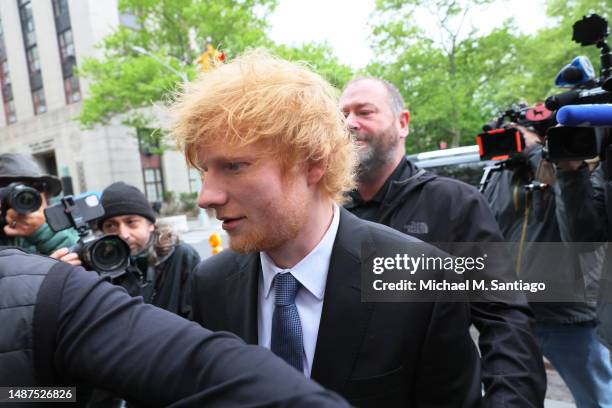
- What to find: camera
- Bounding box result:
[477,127,525,161]
[44,194,129,276]
[0,182,42,214]
[477,103,555,161]
[0,182,42,234]
[545,14,612,111]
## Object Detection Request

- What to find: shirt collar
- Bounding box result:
[260,203,340,301]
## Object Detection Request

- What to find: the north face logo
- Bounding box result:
[403,221,429,235]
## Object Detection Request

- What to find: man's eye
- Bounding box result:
[227,162,246,171]
[359,111,373,116]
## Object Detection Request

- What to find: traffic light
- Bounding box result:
[196,44,225,72]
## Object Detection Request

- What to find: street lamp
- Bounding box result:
[130,46,210,228]
[131,45,189,87]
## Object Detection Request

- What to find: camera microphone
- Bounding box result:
[557,104,612,126]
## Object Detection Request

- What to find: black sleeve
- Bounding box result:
[178,243,201,318]
[46,266,349,407]
[415,301,483,408]
[470,302,546,407]
[556,164,608,242]
[457,184,547,407]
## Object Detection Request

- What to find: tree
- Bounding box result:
[273,42,354,89]
[77,0,277,136]
[368,0,529,153]
[77,0,354,144]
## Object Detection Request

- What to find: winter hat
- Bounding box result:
[0,153,63,196]
[98,182,156,229]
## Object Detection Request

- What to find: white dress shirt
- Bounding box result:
[258,203,340,377]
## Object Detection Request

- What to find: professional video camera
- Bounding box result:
[0,182,42,235]
[543,13,612,162]
[545,14,611,111]
[478,103,556,162]
[44,194,129,278]
[476,103,556,192]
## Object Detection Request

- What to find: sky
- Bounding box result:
[268,0,550,69]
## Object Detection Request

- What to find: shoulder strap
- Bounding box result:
[32,261,75,384]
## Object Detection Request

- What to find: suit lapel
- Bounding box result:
[224,253,260,344]
[311,208,375,392]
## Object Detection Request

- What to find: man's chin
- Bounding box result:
[228,235,265,253]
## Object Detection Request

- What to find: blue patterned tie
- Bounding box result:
[271,272,304,372]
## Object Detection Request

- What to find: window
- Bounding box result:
[32,88,46,114]
[0,16,15,124]
[26,46,41,74]
[144,168,163,201]
[52,0,69,17]
[52,1,80,106]
[19,0,45,114]
[19,2,36,48]
[58,29,75,60]
[64,76,80,103]
[4,99,16,124]
[2,61,11,85]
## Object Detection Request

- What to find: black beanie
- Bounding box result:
[98,182,156,229]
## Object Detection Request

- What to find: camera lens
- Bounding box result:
[89,235,130,272]
[10,185,42,214]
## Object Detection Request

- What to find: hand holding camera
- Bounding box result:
[44,194,129,276]
[50,247,82,266]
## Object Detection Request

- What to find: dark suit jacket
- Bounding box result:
[192,209,482,407]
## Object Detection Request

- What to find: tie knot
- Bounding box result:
[274,273,300,306]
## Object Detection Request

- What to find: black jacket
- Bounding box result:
[118,242,199,318]
[0,248,349,407]
[147,242,200,317]
[484,145,597,324]
[192,209,484,408]
[554,163,612,349]
[346,158,546,408]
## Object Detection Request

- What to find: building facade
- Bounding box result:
[0,0,194,200]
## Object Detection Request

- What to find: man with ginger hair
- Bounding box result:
[173,51,482,407]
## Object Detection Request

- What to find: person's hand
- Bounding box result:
[515,125,542,148]
[3,193,47,237]
[50,247,82,266]
[556,160,584,172]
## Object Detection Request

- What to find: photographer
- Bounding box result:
[97,182,200,318]
[483,125,612,407]
[556,157,612,351]
[0,153,78,254]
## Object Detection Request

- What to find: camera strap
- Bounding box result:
[32,260,74,385]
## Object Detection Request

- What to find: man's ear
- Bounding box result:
[306,160,327,187]
[398,111,410,139]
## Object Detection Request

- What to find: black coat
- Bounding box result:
[346,158,546,407]
[484,146,597,324]
[0,248,349,408]
[118,242,200,318]
[191,209,483,407]
[555,163,612,349]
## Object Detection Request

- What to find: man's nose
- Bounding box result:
[198,175,228,209]
[345,112,360,131]
[117,224,130,241]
